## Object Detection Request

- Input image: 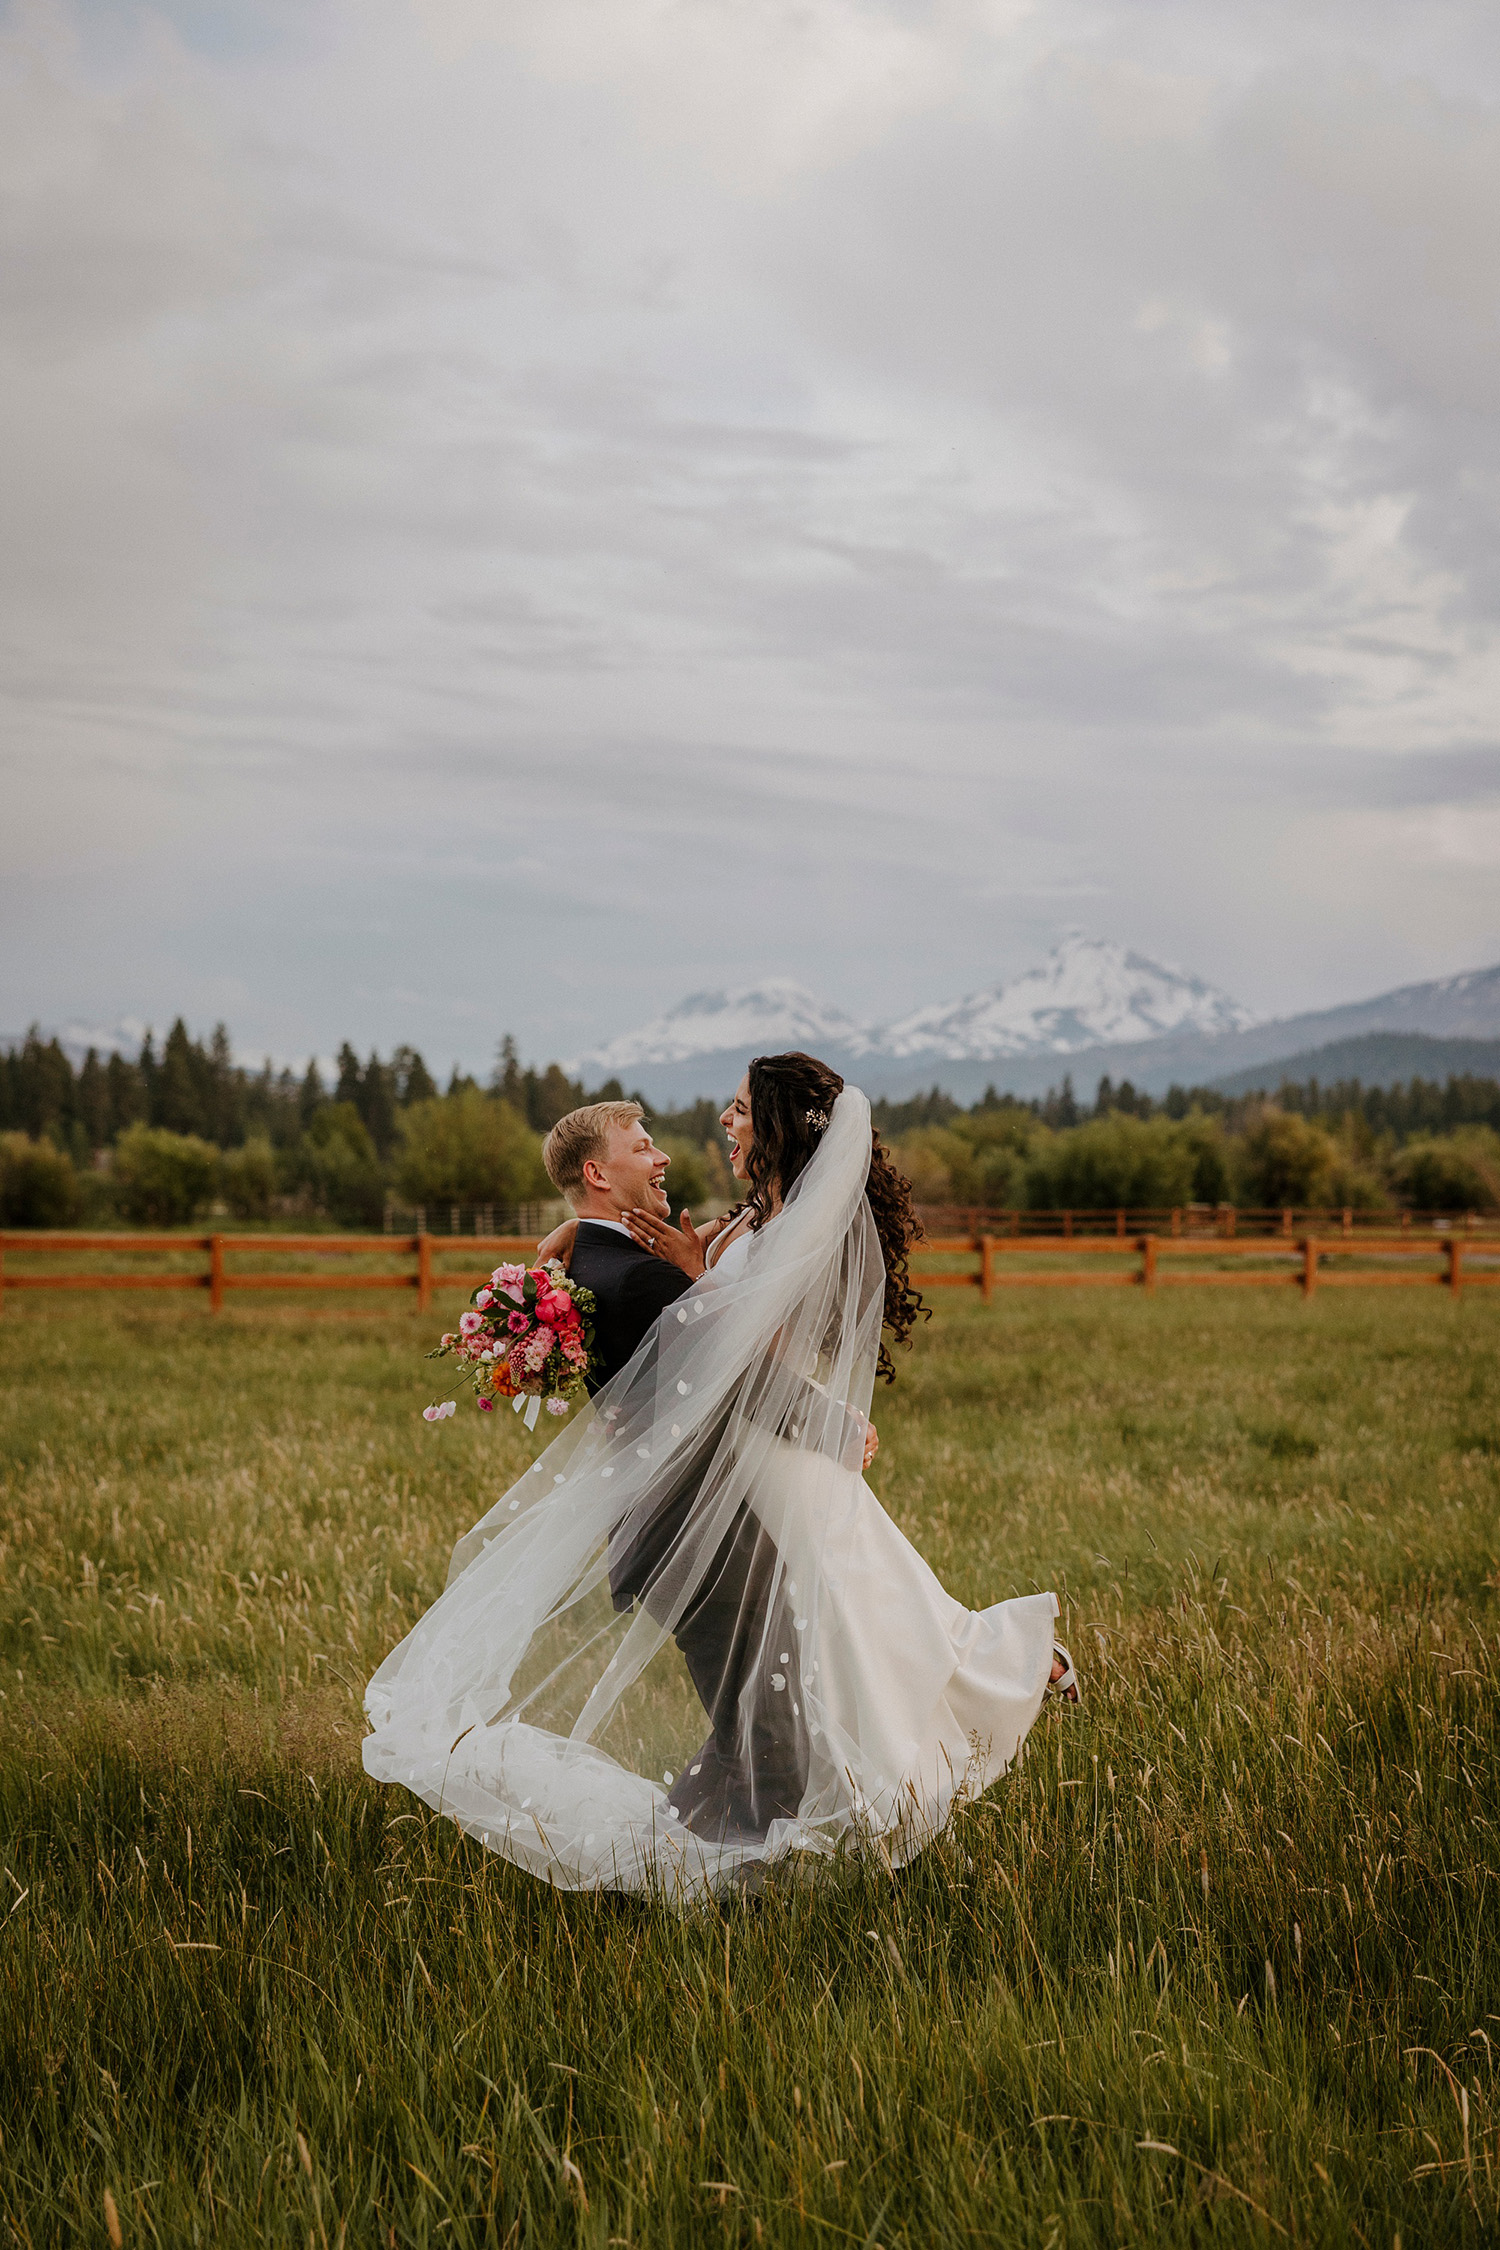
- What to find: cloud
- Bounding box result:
[1,0,1498,1067]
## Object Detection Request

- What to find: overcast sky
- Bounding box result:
[4,0,1499,1073]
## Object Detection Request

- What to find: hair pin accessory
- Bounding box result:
[805,1107,830,1134]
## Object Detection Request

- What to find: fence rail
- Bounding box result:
[911,1233,1500,1298]
[3,1228,1498,1313]
[915,1204,1500,1240]
[0,1234,539,1315]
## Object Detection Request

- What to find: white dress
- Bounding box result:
[363,1090,1057,1896]
[704,1224,1057,1840]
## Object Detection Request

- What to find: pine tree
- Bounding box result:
[300,1060,327,1127]
[335,1043,363,1108]
[105,1052,145,1138]
[392,1047,437,1107]
[208,1024,244,1146]
[138,1032,159,1123]
[360,1051,398,1154]
[13,1029,75,1142]
[493,1036,524,1107]
[77,1050,110,1148]
[158,1019,210,1137]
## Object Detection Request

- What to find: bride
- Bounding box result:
[363,1051,1076,1897]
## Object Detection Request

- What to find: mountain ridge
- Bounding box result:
[569,937,1256,1078]
[569,951,1500,1107]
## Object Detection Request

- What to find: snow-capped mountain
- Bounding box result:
[879,936,1260,1061]
[569,981,873,1078]
[566,942,1258,1098]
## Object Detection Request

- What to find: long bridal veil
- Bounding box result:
[363,1087,1053,1896]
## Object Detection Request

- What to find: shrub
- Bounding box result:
[394,1091,546,1208]
[1235,1109,1337,1208]
[220,1137,278,1222]
[1023,1114,1200,1211]
[1390,1127,1500,1214]
[0,1133,82,1227]
[112,1125,220,1225]
[293,1104,386,1227]
[891,1127,973,1205]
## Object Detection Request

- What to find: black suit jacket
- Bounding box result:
[569,1221,692,1393]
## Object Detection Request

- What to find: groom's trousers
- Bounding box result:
[608,1418,808,1838]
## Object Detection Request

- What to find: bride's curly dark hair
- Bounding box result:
[738,1050,927,1384]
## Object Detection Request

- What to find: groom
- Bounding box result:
[542,1100,806,1838]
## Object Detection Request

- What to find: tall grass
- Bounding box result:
[1,1291,1497,2245]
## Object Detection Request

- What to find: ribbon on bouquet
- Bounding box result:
[512,1393,543,1432]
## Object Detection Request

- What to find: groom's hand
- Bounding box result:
[623,1208,707,1279]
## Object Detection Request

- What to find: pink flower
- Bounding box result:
[545,1398,569,1417]
[508,1310,529,1333]
[525,1330,554,1371]
[477,1395,496,1412]
[474,1287,494,1309]
[491,1262,527,1303]
[459,1310,485,1336]
[422,1400,457,1422]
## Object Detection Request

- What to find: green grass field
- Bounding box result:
[2,1288,1498,2247]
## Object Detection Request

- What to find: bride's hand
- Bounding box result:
[534,1217,578,1269]
[623,1208,707,1279]
[862,1419,880,1471]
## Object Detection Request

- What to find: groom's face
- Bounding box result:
[590,1119,671,1219]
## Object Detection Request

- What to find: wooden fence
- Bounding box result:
[0,1234,537,1315]
[912,1232,1500,1299]
[2,1228,1498,1312]
[915,1204,1500,1240]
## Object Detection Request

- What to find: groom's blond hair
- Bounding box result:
[544,1101,645,1208]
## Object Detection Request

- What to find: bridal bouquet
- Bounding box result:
[424,1260,597,1430]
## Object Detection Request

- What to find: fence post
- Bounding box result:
[0,1238,5,1315]
[1447,1240,1464,1297]
[1063,1210,1073,1241]
[1171,1206,1181,1238]
[1281,1208,1293,1237]
[209,1234,224,1313]
[1342,1207,1352,1238]
[1115,1208,1125,1239]
[1139,1235,1156,1291]
[1301,1237,1317,1299]
[979,1235,994,1304]
[417,1234,433,1313]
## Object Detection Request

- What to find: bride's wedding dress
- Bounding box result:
[363,1090,1057,1897]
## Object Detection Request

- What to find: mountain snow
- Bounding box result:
[570,981,874,1076]
[878,936,1260,1060]
[569,940,1258,1075]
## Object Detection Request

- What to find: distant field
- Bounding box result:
[2,1290,1498,2246]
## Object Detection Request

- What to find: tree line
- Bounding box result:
[0,1023,731,1228]
[872,1069,1500,1215]
[3,1018,1498,1227]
